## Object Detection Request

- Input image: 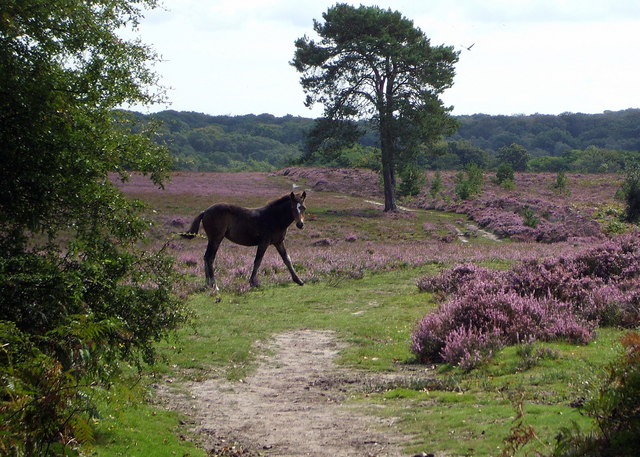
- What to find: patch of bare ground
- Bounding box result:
[155,330,442,457]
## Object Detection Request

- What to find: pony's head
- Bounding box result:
[290,191,306,229]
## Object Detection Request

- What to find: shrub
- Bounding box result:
[0,250,186,455]
[412,287,592,367]
[501,178,516,190]
[454,163,484,200]
[429,170,444,197]
[520,205,540,228]
[617,165,640,223]
[440,326,504,371]
[416,263,495,294]
[454,171,472,200]
[495,162,515,186]
[413,234,640,368]
[553,332,640,457]
[552,170,569,193]
[398,164,426,197]
[466,163,484,193]
[0,322,102,454]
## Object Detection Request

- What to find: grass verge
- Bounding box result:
[90,266,625,457]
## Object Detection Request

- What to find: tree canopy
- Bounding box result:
[125,109,640,173]
[292,3,459,210]
[0,1,187,453]
[140,110,314,171]
[497,143,530,171]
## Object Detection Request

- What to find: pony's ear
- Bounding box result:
[301,191,306,201]
[290,192,296,200]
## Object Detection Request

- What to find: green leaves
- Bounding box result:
[617,164,640,223]
[293,4,458,119]
[1,1,186,453]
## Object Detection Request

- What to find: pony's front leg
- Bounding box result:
[275,241,304,286]
[249,243,269,287]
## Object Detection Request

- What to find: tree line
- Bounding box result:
[129,110,315,171]
[137,108,640,174]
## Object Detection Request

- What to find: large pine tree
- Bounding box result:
[292,3,459,211]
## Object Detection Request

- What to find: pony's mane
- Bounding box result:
[266,194,291,208]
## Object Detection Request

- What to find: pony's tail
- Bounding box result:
[180,212,204,239]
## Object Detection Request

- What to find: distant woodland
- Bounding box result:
[131,108,640,172]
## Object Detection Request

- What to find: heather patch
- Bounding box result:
[412,233,640,368]
[114,169,616,293]
[169,236,577,294]
[277,167,382,198]
[412,289,592,369]
[413,171,624,242]
[417,191,604,242]
[279,168,625,243]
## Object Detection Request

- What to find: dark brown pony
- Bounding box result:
[181,191,306,289]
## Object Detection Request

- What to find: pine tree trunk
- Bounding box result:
[382,159,396,211]
[380,115,397,212]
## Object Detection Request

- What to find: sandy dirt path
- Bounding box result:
[158,329,425,457]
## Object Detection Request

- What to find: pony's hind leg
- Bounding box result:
[203,240,221,291]
[249,243,269,287]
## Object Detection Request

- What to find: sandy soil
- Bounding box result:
[156,330,437,457]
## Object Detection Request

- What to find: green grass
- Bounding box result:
[90,266,439,456]
[364,390,585,456]
[91,264,626,457]
[155,266,439,379]
[88,380,205,457]
[90,406,204,457]
[350,328,624,456]
[93,173,629,457]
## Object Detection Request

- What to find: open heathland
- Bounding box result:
[94,168,639,457]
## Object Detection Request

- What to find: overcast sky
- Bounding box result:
[128,0,640,117]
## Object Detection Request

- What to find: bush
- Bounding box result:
[520,205,540,228]
[429,170,444,197]
[466,163,484,192]
[398,164,426,197]
[454,163,484,200]
[552,170,568,193]
[553,332,640,457]
[412,234,640,368]
[0,250,187,455]
[416,263,495,295]
[411,288,592,368]
[440,326,503,371]
[495,162,515,186]
[0,322,99,454]
[617,165,640,223]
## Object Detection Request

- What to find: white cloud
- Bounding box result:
[130,0,640,116]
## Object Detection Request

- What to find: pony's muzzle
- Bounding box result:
[296,221,304,229]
